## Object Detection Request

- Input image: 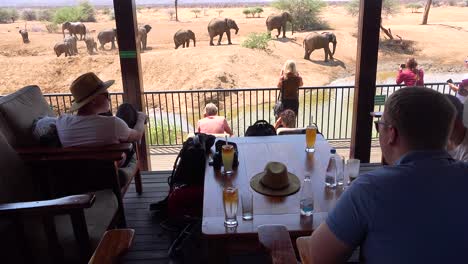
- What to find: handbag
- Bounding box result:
[273,81,284,118]
[245,120,276,137]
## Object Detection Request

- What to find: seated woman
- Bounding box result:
[197,103,233,136]
[274,109,296,129]
[396,57,424,87]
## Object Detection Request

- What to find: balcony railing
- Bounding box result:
[39,83,453,146]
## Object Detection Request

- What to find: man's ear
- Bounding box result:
[388,126,398,145]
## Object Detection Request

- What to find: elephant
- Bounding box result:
[54,42,72,57]
[62,21,86,40]
[207,18,239,46]
[19,29,29,44]
[63,35,78,55]
[303,32,337,62]
[84,36,98,55]
[174,29,196,49]
[97,28,117,50]
[137,25,152,51]
[266,12,294,38]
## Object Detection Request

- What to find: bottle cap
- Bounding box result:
[330,148,336,154]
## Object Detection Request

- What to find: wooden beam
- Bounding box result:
[350,0,383,162]
[113,0,150,171]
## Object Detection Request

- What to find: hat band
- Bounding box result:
[260,180,290,190]
[74,83,104,103]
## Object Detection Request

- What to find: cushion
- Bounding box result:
[277,127,306,135]
[32,116,61,147]
[0,85,54,147]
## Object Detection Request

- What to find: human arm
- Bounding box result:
[277,76,284,88]
[223,118,233,136]
[126,112,147,142]
[298,74,304,87]
[448,82,459,93]
[417,68,424,85]
[274,117,282,129]
[396,69,404,85]
[307,223,354,264]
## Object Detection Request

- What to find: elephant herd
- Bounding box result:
[51,22,152,57]
[20,14,338,62]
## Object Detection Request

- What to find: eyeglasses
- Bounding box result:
[374,120,391,133]
[100,92,110,100]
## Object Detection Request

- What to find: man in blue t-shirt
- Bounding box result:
[307,88,468,263]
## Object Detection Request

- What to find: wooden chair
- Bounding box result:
[88,229,135,264]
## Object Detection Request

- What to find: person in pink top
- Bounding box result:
[396,57,424,87]
[197,103,233,136]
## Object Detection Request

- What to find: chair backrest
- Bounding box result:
[0,131,34,204]
[0,85,54,147]
[277,127,306,135]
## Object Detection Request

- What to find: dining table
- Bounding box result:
[201,134,345,262]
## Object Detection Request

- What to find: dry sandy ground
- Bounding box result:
[0,5,467,95]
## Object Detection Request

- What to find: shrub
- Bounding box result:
[53,1,95,24]
[78,0,96,22]
[242,8,252,18]
[241,32,271,50]
[109,10,115,20]
[448,0,456,6]
[271,0,327,31]
[8,9,19,22]
[346,0,400,17]
[102,7,110,15]
[37,9,53,21]
[21,9,37,21]
[45,23,59,33]
[254,7,264,17]
[191,9,201,18]
[0,9,9,23]
[166,9,175,20]
[216,9,223,17]
[406,3,423,13]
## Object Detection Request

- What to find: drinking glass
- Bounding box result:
[305,125,317,153]
[241,190,253,220]
[223,186,238,227]
[346,159,360,185]
[222,145,234,175]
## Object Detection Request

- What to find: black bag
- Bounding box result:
[245,120,276,137]
[168,133,216,187]
[273,82,284,118]
[212,140,239,170]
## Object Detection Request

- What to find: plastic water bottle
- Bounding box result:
[325,149,341,188]
[300,175,314,216]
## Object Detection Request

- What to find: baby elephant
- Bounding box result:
[174,29,196,49]
[63,35,78,55]
[54,42,72,57]
[84,36,98,55]
[19,29,30,44]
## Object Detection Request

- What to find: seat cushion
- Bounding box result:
[24,189,118,263]
[118,152,138,188]
[277,127,306,135]
[0,85,54,147]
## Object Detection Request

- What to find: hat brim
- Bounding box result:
[69,80,114,112]
[250,171,301,197]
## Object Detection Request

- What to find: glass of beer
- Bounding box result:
[223,186,239,227]
[222,144,235,175]
[305,125,317,153]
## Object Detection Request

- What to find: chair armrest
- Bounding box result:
[15,143,133,161]
[258,224,297,264]
[296,236,313,264]
[89,229,135,264]
[0,193,95,216]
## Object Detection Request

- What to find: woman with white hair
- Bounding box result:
[197,103,233,136]
[276,59,303,118]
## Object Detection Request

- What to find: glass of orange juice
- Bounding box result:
[222,144,234,175]
[223,186,238,227]
[305,125,317,153]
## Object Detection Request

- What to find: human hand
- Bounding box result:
[138,112,148,124]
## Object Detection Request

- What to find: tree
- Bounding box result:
[422,0,432,25]
[242,8,252,18]
[8,9,19,23]
[78,0,96,22]
[216,9,223,17]
[272,0,327,30]
[191,9,201,18]
[175,0,178,22]
[254,7,264,18]
[406,3,423,13]
[21,9,37,21]
[37,9,53,21]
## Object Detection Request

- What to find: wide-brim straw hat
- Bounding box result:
[250,161,301,197]
[69,72,114,112]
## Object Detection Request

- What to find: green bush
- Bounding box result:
[406,3,423,13]
[53,1,95,24]
[254,7,264,17]
[7,9,19,22]
[346,0,400,17]
[241,32,271,50]
[242,8,252,18]
[37,9,53,21]
[271,0,327,30]
[102,7,110,15]
[45,23,59,33]
[0,9,9,23]
[147,120,183,145]
[21,9,37,21]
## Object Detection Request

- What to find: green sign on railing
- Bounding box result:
[374,95,386,106]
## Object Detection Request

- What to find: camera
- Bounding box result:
[400,64,406,69]
[447,79,453,84]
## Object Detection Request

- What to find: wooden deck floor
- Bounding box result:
[122,171,172,264]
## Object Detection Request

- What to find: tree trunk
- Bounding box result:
[422,0,432,25]
[175,0,178,22]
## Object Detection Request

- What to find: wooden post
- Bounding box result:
[113,0,150,171]
[350,0,383,163]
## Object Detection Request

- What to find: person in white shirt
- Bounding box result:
[56,72,147,164]
[445,94,468,162]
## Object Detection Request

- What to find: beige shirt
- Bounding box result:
[56,114,130,147]
[449,130,468,162]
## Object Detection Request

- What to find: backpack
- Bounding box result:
[245,120,276,137]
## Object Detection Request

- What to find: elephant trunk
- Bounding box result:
[235,27,239,35]
[291,23,294,35]
[193,37,196,47]
[332,41,336,55]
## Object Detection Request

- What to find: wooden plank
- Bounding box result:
[350,0,383,162]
